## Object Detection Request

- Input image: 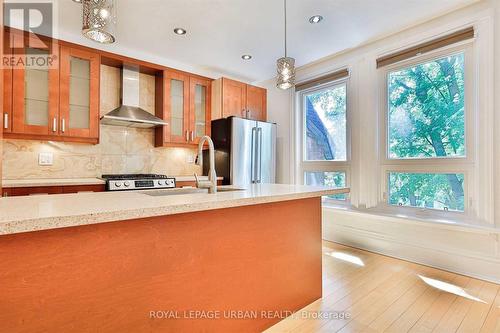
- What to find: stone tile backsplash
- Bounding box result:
[2,125,201,179]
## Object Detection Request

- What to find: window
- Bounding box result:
[388,53,465,159]
[305,171,347,200]
[304,84,347,161]
[298,80,349,201]
[389,172,465,212]
[382,46,473,213]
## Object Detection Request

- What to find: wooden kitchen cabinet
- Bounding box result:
[157,71,190,145]
[189,77,211,144]
[10,32,60,137]
[61,184,106,193]
[155,71,211,147]
[2,184,105,197]
[2,29,99,143]
[3,65,12,133]
[59,46,100,140]
[219,78,246,118]
[211,77,267,121]
[3,30,12,134]
[245,84,267,121]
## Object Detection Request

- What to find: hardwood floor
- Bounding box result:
[265,241,500,333]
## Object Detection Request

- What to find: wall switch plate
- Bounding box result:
[38,152,53,166]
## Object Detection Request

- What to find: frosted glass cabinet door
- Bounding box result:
[59,46,99,140]
[69,57,90,129]
[194,84,206,137]
[163,71,190,143]
[170,79,184,137]
[189,77,211,144]
[11,42,60,135]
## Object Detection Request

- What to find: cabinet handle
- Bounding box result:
[3,113,8,129]
[186,130,189,142]
[61,118,65,133]
[52,117,57,132]
[190,131,194,141]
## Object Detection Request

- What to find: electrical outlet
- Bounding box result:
[186,154,195,164]
[38,152,53,166]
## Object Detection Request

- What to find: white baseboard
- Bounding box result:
[322,208,500,284]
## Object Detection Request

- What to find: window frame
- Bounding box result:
[297,78,351,203]
[378,42,475,217]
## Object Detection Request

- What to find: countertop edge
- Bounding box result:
[0,188,346,236]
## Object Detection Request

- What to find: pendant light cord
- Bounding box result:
[284,0,287,57]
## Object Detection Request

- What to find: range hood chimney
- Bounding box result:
[100,66,167,128]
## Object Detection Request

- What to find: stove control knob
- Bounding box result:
[115,182,122,188]
[124,181,130,187]
[157,180,164,186]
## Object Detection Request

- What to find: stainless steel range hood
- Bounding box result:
[100,66,167,128]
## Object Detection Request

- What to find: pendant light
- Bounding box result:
[79,0,116,44]
[276,0,295,90]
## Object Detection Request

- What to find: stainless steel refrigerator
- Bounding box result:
[205,117,276,186]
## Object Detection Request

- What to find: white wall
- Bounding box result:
[494,0,500,236]
[261,0,500,282]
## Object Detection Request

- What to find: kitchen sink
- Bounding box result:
[141,187,245,196]
[215,187,246,192]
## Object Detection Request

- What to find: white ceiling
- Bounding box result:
[57,0,477,83]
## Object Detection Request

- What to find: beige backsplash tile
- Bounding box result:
[139,72,156,114]
[100,125,127,155]
[126,128,155,155]
[100,65,121,116]
[151,148,200,176]
[101,154,126,175]
[2,126,201,179]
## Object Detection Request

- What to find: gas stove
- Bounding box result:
[101,174,176,191]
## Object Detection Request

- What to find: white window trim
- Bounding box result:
[295,78,352,204]
[378,42,476,219]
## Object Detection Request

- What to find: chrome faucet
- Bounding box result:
[194,135,217,194]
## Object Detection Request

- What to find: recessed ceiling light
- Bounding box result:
[309,15,323,24]
[241,54,252,60]
[72,0,82,3]
[173,28,187,35]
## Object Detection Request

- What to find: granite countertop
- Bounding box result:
[2,178,106,188]
[0,184,349,236]
[1,176,223,188]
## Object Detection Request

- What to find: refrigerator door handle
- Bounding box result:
[251,127,257,183]
[257,127,263,183]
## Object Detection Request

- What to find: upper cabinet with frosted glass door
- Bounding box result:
[155,70,212,147]
[59,46,100,141]
[156,70,190,145]
[6,31,60,137]
[189,77,211,144]
[3,29,99,144]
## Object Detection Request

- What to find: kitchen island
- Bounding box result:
[0,184,348,332]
